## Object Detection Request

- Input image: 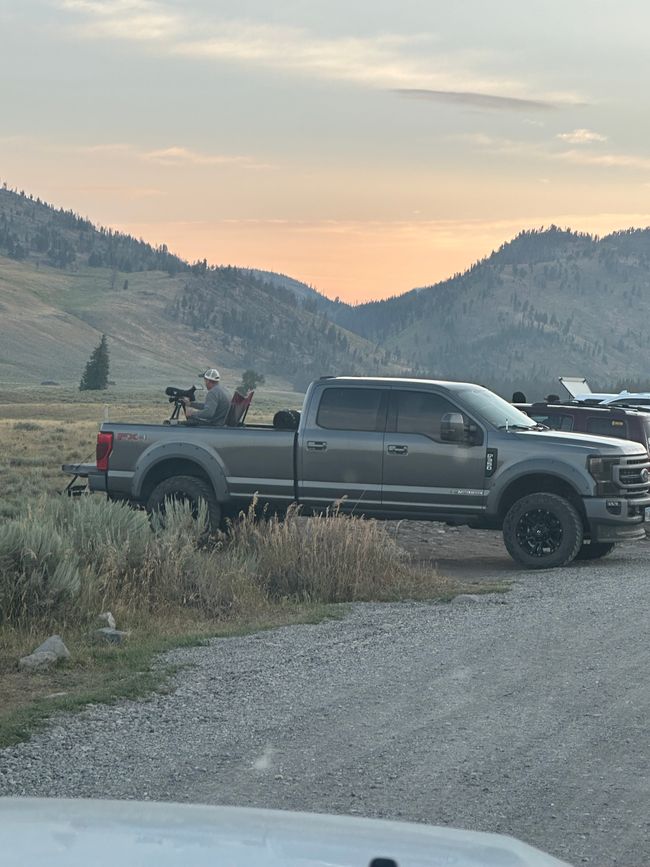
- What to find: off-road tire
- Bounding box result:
[145,475,221,532]
[575,541,616,561]
[503,492,583,569]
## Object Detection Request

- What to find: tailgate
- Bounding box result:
[61,462,107,493]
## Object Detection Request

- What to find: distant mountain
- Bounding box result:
[4,180,650,399]
[0,185,405,388]
[332,226,650,396]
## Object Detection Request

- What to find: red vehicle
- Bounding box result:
[516,401,650,452]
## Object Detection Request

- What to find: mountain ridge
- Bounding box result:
[0,185,405,388]
[2,182,650,397]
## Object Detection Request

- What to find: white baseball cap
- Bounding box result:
[202,368,221,382]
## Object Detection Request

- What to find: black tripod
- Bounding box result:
[171,399,187,421]
[163,385,196,424]
[167,399,187,422]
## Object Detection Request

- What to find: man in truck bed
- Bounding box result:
[184,369,231,426]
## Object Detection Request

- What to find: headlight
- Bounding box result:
[587,455,610,481]
[587,455,618,493]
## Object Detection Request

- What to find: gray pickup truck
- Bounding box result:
[64,376,650,569]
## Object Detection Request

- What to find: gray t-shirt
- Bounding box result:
[190,383,231,425]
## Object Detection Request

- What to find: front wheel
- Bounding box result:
[575,541,616,561]
[503,492,583,569]
[145,475,221,532]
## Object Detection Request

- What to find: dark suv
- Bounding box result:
[516,402,650,452]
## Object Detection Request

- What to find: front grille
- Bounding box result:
[614,455,650,492]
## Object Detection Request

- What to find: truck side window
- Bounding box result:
[586,417,627,437]
[394,391,463,441]
[316,388,385,431]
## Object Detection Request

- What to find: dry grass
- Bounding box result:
[229,502,436,603]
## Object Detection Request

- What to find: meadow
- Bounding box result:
[0,382,302,518]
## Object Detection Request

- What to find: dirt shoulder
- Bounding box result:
[391,520,528,580]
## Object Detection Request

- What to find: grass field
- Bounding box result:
[0,385,503,748]
[0,383,302,518]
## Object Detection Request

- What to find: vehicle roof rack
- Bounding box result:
[528,401,633,415]
[603,402,650,413]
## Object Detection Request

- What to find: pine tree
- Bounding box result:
[79,334,110,390]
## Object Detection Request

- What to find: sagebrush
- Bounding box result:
[0,496,436,628]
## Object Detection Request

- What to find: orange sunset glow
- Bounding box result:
[2,2,650,302]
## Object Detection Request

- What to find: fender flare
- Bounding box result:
[488,458,590,518]
[132,441,229,503]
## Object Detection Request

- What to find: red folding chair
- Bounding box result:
[225,390,254,426]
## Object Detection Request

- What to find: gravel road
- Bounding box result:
[1,527,649,866]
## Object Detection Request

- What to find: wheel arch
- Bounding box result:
[139,459,209,502]
[496,473,587,527]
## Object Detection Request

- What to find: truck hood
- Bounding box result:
[514,428,647,456]
[0,798,571,867]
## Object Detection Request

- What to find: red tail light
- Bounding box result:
[96,431,113,471]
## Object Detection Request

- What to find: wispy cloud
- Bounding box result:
[70,184,166,199]
[395,89,559,112]
[457,131,650,174]
[61,0,181,41]
[75,143,134,155]
[0,135,273,171]
[72,141,272,170]
[557,128,607,144]
[57,0,576,108]
[143,146,272,169]
[556,149,650,171]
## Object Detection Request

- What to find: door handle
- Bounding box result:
[387,444,408,455]
[307,440,328,451]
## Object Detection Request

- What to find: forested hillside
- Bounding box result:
[0,183,186,275]
[334,227,650,396]
[3,181,650,398]
[0,185,402,387]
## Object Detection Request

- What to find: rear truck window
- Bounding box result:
[316,387,385,431]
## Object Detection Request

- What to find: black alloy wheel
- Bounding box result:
[503,492,583,569]
[516,507,564,558]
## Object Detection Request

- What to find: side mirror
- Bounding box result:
[440,412,466,443]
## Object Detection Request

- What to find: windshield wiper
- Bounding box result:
[497,423,538,431]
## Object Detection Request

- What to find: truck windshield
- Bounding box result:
[456,387,537,430]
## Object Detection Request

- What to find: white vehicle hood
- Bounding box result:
[0,798,572,867]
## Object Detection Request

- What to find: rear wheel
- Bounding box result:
[575,541,616,560]
[503,492,583,569]
[145,475,221,532]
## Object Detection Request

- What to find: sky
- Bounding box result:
[2,1,650,302]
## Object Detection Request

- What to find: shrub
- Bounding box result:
[12,422,42,432]
[44,496,150,575]
[143,501,266,616]
[0,495,435,628]
[228,503,414,603]
[0,517,81,625]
